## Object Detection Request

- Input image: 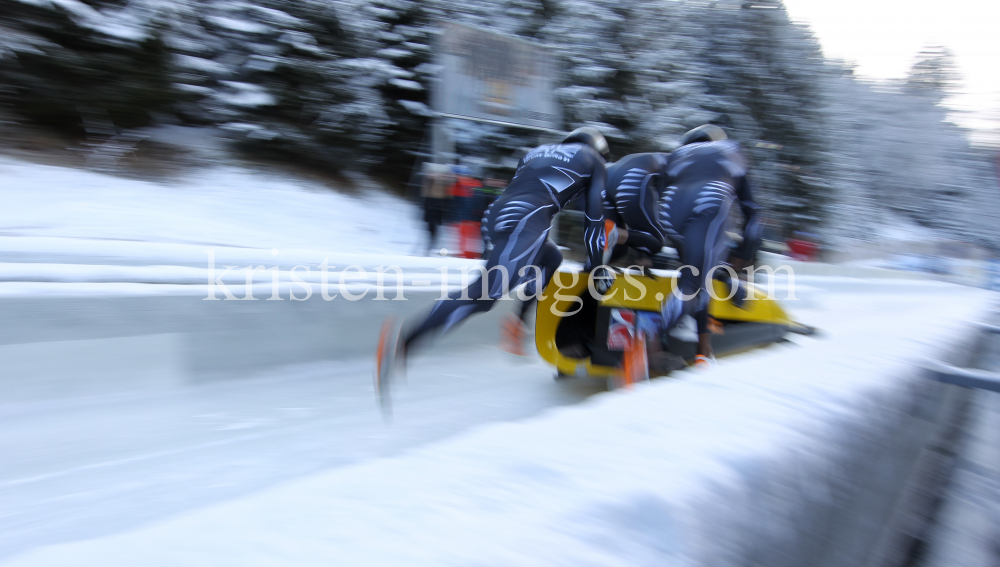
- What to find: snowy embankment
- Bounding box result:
[4,283,992,567]
[0,156,485,297]
[0,156,424,257]
[0,156,490,395]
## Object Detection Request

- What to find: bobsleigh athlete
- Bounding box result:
[375,127,621,411]
[655,125,762,368]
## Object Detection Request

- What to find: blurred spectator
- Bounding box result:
[420,163,454,255]
[449,165,475,222]
[448,165,479,258]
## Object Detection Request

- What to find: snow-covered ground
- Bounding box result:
[0,156,427,261]
[0,156,482,298]
[0,279,992,566]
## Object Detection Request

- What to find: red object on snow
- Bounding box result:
[787,238,818,261]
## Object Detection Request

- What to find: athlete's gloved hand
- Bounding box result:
[591,266,615,295]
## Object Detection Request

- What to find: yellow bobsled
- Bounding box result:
[535,270,801,380]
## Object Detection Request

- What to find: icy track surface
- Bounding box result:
[2,280,991,566]
[0,349,603,561]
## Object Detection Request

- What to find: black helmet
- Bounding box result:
[563,126,610,160]
[679,124,727,146]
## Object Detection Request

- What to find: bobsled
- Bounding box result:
[535,269,807,384]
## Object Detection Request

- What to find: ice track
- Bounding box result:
[0,277,993,566]
[0,347,603,560]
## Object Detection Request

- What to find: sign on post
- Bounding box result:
[433,22,561,131]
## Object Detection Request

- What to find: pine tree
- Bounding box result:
[163,0,389,168]
[363,0,436,181]
[905,46,960,103]
[505,0,558,39]
[0,0,174,134]
[821,60,1000,252]
[610,0,718,151]
[542,0,644,157]
[698,0,830,236]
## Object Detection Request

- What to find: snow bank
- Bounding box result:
[0,157,425,257]
[0,261,475,286]
[3,284,991,567]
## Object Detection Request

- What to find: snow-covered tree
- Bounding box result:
[0,0,174,133]
[1,0,998,250]
[822,61,1000,252]
[697,0,830,235]
[363,0,436,179]
[905,46,960,103]
[172,0,387,167]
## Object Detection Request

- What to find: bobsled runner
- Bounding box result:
[535,269,811,386]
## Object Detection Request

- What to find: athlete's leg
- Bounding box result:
[623,231,664,257]
[689,190,734,359]
[692,184,735,329]
[660,183,734,349]
[513,238,563,322]
[402,269,497,354]
[403,234,513,354]
[403,221,554,354]
[617,172,667,256]
[498,238,561,356]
